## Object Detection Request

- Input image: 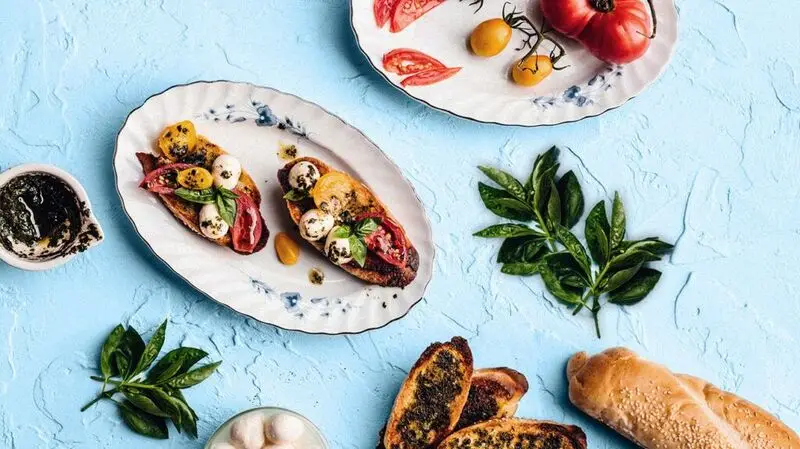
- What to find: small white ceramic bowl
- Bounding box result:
[205,406,328,449]
[0,163,104,271]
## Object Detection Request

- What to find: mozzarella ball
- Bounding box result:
[264,444,294,449]
[288,161,320,191]
[299,209,334,241]
[229,413,266,449]
[212,155,242,190]
[199,204,229,239]
[325,234,353,265]
[265,413,305,443]
[210,443,238,449]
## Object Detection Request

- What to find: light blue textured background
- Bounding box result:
[1,0,799,448]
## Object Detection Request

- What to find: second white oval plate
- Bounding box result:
[114,81,434,334]
[351,0,678,126]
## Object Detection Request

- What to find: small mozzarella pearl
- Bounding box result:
[230,413,266,449]
[266,413,305,443]
[210,443,238,449]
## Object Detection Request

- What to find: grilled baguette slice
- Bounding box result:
[439,419,587,449]
[384,337,473,449]
[455,367,529,431]
[136,152,268,254]
[278,157,418,288]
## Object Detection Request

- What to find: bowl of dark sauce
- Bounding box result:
[0,164,104,271]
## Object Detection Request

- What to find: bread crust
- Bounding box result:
[384,337,474,449]
[438,418,587,449]
[136,152,269,254]
[277,157,418,288]
[454,367,529,431]
[567,348,800,449]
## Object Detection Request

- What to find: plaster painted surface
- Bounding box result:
[1,0,799,448]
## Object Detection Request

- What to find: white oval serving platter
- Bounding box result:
[114,81,434,334]
[350,0,678,126]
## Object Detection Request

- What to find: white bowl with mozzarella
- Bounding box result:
[205,407,327,449]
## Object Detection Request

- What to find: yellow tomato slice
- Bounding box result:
[312,172,357,214]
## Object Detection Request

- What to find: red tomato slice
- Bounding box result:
[390,0,445,33]
[139,163,195,194]
[357,213,408,268]
[400,67,461,87]
[374,0,398,27]
[382,48,446,75]
[232,189,264,254]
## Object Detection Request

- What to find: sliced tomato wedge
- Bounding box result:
[382,48,446,75]
[374,0,398,28]
[232,189,264,254]
[357,213,408,268]
[400,66,461,87]
[139,163,194,194]
[390,0,445,33]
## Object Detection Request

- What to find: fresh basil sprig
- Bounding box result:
[174,186,239,227]
[328,218,381,267]
[81,319,221,440]
[174,188,216,204]
[283,189,309,202]
[474,147,673,338]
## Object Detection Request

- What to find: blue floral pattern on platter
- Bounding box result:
[196,100,308,137]
[532,65,623,109]
[250,278,356,320]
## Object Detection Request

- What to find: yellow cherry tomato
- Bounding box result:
[176,167,213,190]
[158,121,197,161]
[275,232,300,265]
[312,172,356,214]
[511,55,554,87]
[470,18,513,57]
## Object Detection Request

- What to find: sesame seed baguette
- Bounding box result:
[567,348,800,449]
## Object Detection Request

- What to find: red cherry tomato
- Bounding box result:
[357,213,408,268]
[374,0,398,27]
[390,0,445,33]
[139,163,195,194]
[382,48,446,75]
[400,66,461,87]
[540,0,655,64]
[232,189,264,254]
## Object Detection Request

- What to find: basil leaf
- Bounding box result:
[147,348,208,384]
[616,238,674,257]
[533,165,558,227]
[121,327,146,380]
[172,396,198,438]
[556,171,584,229]
[608,268,662,305]
[526,146,559,194]
[174,188,215,204]
[606,250,660,273]
[602,262,643,293]
[123,390,170,418]
[282,189,308,202]
[119,402,169,439]
[501,262,541,276]
[134,320,167,376]
[215,194,237,227]
[349,236,367,267]
[546,179,561,231]
[474,224,541,238]
[609,192,626,250]
[114,348,130,378]
[217,187,239,199]
[355,218,380,238]
[539,261,584,305]
[585,201,610,267]
[497,236,547,263]
[147,388,183,431]
[555,226,591,274]
[544,252,590,287]
[167,361,222,389]
[478,166,527,202]
[100,325,125,379]
[478,182,535,221]
[330,225,351,239]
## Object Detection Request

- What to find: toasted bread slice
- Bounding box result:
[455,368,529,431]
[278,157,418,288]
[439,419,587,449]
[136,152,269,254]
[384,337,473,449]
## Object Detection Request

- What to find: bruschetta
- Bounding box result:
[277,157,418,288]
[136,120,268,254]
[454,367,529,431]
[438,419,587,449]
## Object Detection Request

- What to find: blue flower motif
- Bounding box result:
[256,105,278,127]
[281,292,301,311]
[564,86,581,100]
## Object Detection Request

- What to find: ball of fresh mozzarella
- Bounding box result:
[299,209,334,241]
[212,154,242,190]
[210,443,238,449]
[325,234,353,265]
[288,161,320,191]
[229,413,266,449]
[199,204,229,239]
[265,413,305,443]
[264,444,294,449]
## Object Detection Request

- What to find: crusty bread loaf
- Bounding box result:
[455,367,529,431]
[438,418,587,449]
[567,347,800,449]
[384,337,473,449]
